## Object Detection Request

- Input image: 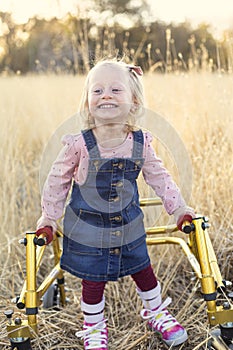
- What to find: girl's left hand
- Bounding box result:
[174,206,195,231]
[177,214,193,231]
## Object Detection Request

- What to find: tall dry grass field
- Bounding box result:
[0,73,232,349]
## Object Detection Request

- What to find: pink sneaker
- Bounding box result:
[75,319,108,349]
[141,298,187,347]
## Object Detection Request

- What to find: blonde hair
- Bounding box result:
[79,59,145,130]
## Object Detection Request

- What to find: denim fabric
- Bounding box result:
[60,129,151,281]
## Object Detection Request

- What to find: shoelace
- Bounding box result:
[75,319,108,349]
[140,297,179,333]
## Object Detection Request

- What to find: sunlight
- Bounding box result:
[0,0,80,23]
[0,0,232,35]
[150,0,233,35]
[0,0,231,22]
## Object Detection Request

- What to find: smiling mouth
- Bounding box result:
[98,103,118,109]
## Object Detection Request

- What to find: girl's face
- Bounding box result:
[88,64,133,125]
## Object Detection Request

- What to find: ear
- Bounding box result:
[132,95,139,107]
[130,98,139,114]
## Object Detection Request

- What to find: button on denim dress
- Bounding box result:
[60,129,151,281]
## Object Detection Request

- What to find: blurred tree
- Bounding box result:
[64,14,93,73]
[192,23,217,70]
[93,0,153,26]
[0,7,227,75]
[0,12,30,73]
[27,18,73,73]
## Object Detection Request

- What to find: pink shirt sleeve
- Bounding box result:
[142,131,186,215]
[40,133,85,222]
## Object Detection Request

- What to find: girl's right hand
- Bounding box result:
[36,226,54,244]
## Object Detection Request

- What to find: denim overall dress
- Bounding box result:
[60,129,151,281]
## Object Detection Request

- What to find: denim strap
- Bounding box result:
[132,129,144,158]
[81,129,100,159]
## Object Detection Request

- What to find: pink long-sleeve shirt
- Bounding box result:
[38,130,189,229]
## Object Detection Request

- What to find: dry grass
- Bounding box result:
[0,72,233,349]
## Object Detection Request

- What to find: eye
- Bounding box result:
[93,88,103,94]
[112,88,122,93]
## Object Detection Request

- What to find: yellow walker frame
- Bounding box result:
[5,198,233,349]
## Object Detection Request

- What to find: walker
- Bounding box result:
[4,197,233,349]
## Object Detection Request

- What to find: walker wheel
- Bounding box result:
[207,328,233,350]
[10,337,32,350]
[42,282,59,309]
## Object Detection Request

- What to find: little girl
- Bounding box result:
[37,59,195,349]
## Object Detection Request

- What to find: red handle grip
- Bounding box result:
[177,214,193,232]
[36,226,53,245]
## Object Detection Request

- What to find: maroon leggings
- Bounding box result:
[82,264,157,304]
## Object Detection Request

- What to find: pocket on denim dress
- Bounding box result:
[63,205,104,256]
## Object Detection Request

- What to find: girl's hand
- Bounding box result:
[177,214,193,232]
[173,206,195,232]
[36,226,54,245]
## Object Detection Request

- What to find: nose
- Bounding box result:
[102,88,112,99]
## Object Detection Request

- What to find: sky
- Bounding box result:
[0,0,233,37]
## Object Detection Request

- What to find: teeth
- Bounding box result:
[99,104,117,109]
